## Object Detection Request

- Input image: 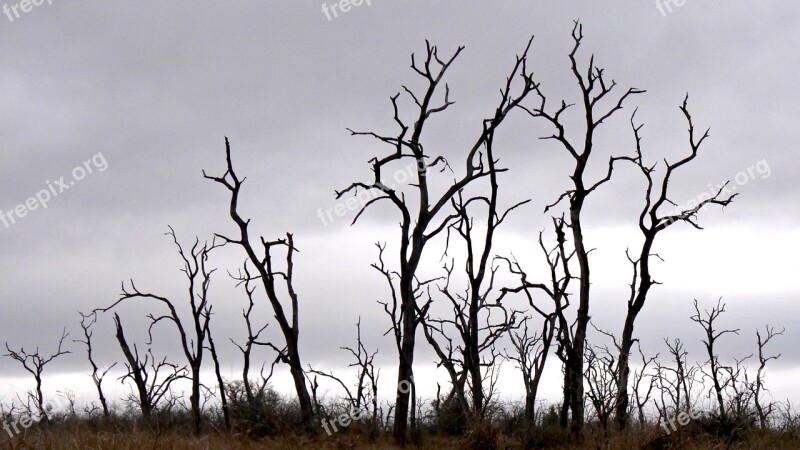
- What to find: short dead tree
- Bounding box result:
[691,298,739,423]
[4,328,71,420]
[750,325,784,429]
[498,216,573,424]
[113,313,188,421]
[97,227,219,434]
[75,312,116,419]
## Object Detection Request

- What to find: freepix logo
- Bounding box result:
[0,152,109,229]
[321,0,373,21]
[3,0,54,23]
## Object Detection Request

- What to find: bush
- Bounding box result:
[225,380,303,437]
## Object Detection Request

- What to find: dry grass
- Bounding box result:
[3,424,800,450]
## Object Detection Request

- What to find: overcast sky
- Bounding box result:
[1,1,799,408]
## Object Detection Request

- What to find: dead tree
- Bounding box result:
[418,147,527,421]
[691,298,739,423]
[653,338,698,424]
[631,344,657,428]
[4,328,71,419]
[370,242,434,441]
[308,318,380,426]
[76,312,116,418]
[113,313,188,420]
[613,100,736,428]
[729,355,755,423]
[418,259,518,421]
[97,227,217,435]
[229,262,278,408]
[498,216,573,423]
[337,38,535,445]
[225,271,280,435]
[751,325,784,429]
[204,140,315,428]
[519,21,645,432]
[584,342,618,429]
[206,325,230,430]
[504,319,547,422]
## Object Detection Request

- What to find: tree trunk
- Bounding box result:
[393,282,417,446]
[568,199,589,433]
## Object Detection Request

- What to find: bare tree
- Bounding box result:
[691,298,739,423]
[750,325,783,429]
[613,100,736,428]
[498,216,573,423]
[308,318,380,427]
[337,38,535,444]
[653,337,699,424]
[418,259,518,422]
[416,108,527,421]
[112,313,188,420]
[229,262,279,408]
[584,341,618,429]
[630,343,657,428]
[97,227,218,434]
[519,21,644,432]
[4,328,71,419]
[206,325,230,430]
[204,140,315,428]
[75,312,116,419]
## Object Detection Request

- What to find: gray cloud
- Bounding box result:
[0,1,797,405]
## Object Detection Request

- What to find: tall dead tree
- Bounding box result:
[76,312,116,418]
[97,227,218,435]
[519,21,644,432]
[4,328,71,419]
[613,100,736,428]
[204,143,315,427]
[337,39,535,444]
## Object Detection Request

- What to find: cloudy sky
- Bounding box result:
[1,1,798,408]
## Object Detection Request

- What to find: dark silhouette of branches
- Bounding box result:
[751,325,784,428]
[96,227,219,434]
[614,98,736,428]
[497,216,573,424]
[338,36,536,445]
[113,313,188,420]
[518,20,644,433]
[691,298,739,423]
[75,312,116,418]
[204,140,315,428]
[4,328,71,419]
